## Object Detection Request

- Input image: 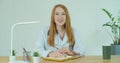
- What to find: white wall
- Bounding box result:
[0,0,120,56]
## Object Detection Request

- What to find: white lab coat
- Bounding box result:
[35,27,85,57]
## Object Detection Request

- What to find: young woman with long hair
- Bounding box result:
[35,4,85,57]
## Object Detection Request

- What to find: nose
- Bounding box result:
[58,15,63,19]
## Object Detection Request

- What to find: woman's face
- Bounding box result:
[54,7,66,27]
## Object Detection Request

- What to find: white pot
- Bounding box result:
[33,57,40,63]
[9,56,16,61]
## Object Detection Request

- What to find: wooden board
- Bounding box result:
[42,55,80,62]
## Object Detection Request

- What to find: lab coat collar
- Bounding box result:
[54,32,69,49]
[54,32,68,45]
[56,32,68,42]
[63,32,68,42]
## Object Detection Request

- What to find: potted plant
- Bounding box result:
[9,50,17,61]
[102,8,120,55]
[33,52,40,63]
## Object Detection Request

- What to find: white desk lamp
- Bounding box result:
[10,21,40,63]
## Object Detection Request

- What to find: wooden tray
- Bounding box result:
[42,55,80,62]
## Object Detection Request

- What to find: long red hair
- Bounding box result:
[48,4,75,47]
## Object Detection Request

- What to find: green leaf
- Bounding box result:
[118,38,120,44]
[118,17,120,21]
[112,17,114,21]
[102,9,115,21]
[103,24,108,26]
[12,50,16,56]
[102,9,111,19]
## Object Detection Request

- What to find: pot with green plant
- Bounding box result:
[33,52,40,63]
[9,50,17,61]
[102,8,120,55]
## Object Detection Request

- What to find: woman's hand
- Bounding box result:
[57,47,78,56]
[48,50,65,57]
[48,47,80,57]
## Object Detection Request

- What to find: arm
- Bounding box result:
[73,30,85,56]
[35,30,53,57]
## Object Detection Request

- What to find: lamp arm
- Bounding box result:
[10,21,40,56]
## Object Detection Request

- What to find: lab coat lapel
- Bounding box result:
[61,33,69,47]
[63,33,68,43]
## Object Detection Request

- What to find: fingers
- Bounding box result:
[48,51,65,57]
[58,47,69,52]
[58,47,75,55]
[48,47,79,57]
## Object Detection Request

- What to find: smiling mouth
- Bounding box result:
[58,20,64,23]
[58,19,63,23]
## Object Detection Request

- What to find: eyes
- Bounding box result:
[55,12,66,16]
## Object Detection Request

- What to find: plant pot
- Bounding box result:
[111,44,120,55]
[33,57,40,63]
[9,56,16,61]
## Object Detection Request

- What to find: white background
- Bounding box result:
[0,0,120,56]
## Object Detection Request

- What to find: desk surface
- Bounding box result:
[0,55,120,63]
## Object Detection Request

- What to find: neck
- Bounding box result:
[56,25,65,34]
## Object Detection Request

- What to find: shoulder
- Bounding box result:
[39,26,49,36]
[72,28,80,35]
[72,28,81,39]
[41,26,49,32]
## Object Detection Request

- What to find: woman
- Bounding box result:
[35,4,85,57]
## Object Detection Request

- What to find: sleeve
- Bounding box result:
[34,30,53,57]
[73,30,85,56]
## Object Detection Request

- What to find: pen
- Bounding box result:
[23,48,31,61]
